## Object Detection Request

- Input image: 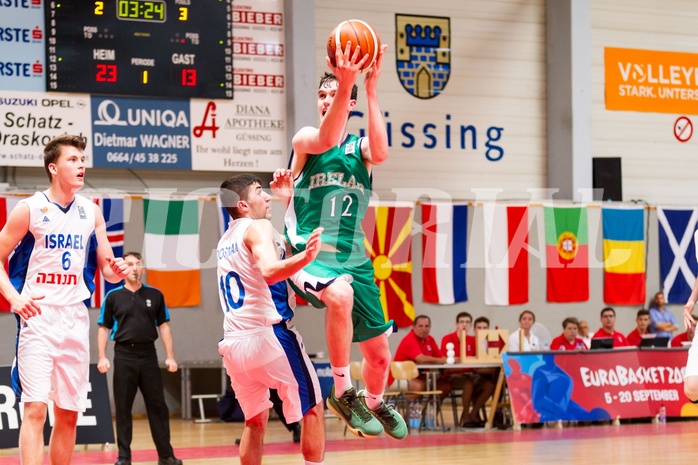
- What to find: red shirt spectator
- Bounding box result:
[440,331,476,357]
[593,307,629,348]
[550,335,586,351]
[626,329,644,346]
[395,329,443,362]
[550,317,586,351]
[671,331,691,347]
[592,328,629,348]
[627,309,651,346]
[390,315,448,391]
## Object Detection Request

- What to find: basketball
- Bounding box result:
[327,19,381,73]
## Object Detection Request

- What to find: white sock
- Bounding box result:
[305,461,324,465]
[331,365,352,394]
[364,390,383,410]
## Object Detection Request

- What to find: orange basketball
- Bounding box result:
[327,19,381,73]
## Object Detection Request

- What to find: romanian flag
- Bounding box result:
[602,206,646,305]
[361,203,414,328]
[421,203,468,305]
[483,204,529,306]
[143,198,201,307]
[85,196,125,308]
[545,206,589,303]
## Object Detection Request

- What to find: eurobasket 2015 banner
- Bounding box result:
[502,348,695,424]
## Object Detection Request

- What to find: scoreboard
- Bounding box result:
[44,0,233,99]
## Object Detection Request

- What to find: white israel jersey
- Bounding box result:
[10,192,97,306]
[217,218,295,334]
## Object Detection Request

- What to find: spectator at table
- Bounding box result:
[626,309,652,346]
[439,312,495,427]
[577,320,592,349]
[671,315,696,347]
[393,315,451,399]
[440,312,475,359]
[473,317,491,355]
[648,291,679,339]
[508,310,541,352]
[549,317,586,351]
[592,307,629,348]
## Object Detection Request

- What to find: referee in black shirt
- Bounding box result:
[97,251,183,465]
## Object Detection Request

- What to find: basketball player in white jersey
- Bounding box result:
[217,173,325,465]
[0,134,129,465]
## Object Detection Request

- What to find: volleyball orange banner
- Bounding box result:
[604,47,698,115]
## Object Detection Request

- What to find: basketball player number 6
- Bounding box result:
[219,271,245,312]
[62,251,71,270]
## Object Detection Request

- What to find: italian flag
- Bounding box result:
[143,198,201,307]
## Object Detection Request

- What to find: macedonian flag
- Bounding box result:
[544,206,589,303]
[361,202,415,328]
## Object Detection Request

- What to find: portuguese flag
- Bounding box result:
[544,206,589,303]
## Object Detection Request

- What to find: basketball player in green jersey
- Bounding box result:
[277,41,407,440]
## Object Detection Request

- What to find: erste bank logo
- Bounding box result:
[395,14,450,99]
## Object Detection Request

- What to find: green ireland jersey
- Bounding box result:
[285,134,372,264]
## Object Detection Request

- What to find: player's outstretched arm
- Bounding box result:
[0,203,44,319]
[291,41,367,176]
[245,220,322,284]
[93,203,129,283]
[362,44,389,166]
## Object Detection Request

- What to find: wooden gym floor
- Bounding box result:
[1,412,698,464]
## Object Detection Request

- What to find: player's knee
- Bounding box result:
[22,403,47,425]
[366,352,390,373]
[685,376,698,401]
[322,279,353,311]
[54,409,79,429]
[245,414,267,433]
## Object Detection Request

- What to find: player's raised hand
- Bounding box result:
[107,256,130,279]
[11,294,44,320]
[328,40,368,83]
[270,168,294,204]
[304,227,324,262]
[365,44,388,89]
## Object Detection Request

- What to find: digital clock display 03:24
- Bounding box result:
[116,0,166,22]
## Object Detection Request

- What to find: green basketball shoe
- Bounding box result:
[359,391,409,440]
[326,386,383,438]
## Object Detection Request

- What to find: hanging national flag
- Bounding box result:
[0,196,21,312]
[361,203,414,328]
[483,204,529,306]
[421,203,468,305]
[85,197,125,308]
[143,198,201,307]
[657,207,698,304]
[545,206,589,302]
[217,197,232,238]
[602,206,646,305]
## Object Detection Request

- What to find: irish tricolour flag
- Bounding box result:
[143,198,201,307]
